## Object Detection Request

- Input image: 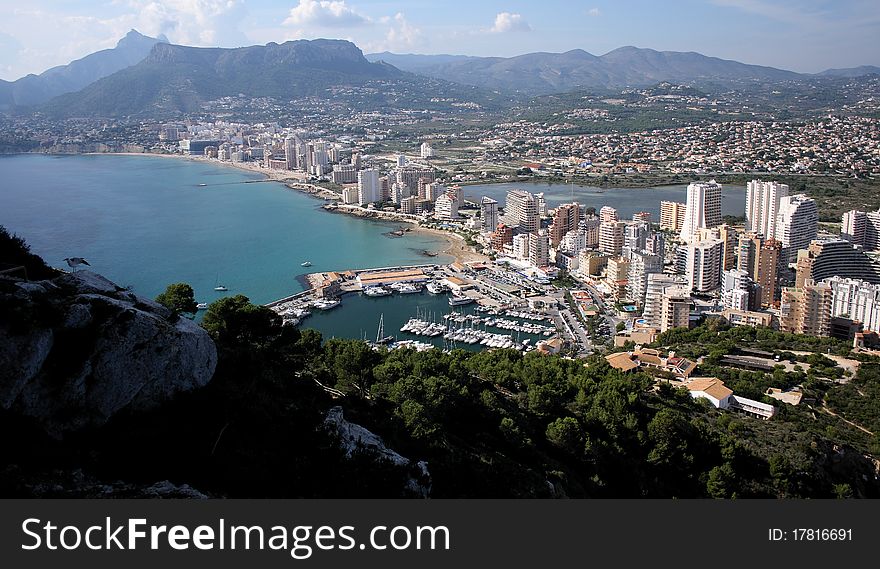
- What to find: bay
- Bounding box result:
[0,154,450,305]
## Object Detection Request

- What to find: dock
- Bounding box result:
[263,260,572,352]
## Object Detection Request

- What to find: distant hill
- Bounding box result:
[366,52,482,71]
[368,46,805,94]
[44,39,405,117]
[0,30,166,109]
[817,65,880,78]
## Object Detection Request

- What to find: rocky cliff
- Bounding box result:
[0,271,217,435]
[325,406,431,497]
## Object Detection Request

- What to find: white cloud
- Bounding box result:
[124,0,249,46]
[361,12,421,53]
[490,12,531,33]
[0,1,251,80]
[588,7,601,17]
[384,13,420,50]
[283,0,369,28]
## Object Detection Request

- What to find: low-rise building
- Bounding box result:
[720,309,774,328]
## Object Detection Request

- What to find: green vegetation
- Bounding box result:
[825,364,880,440]
[654,318,853,358]
[155,283,198,317]
[0,226,58,280]
[652,319,879,457]
[551,269,577,289]
[2,287,880,498]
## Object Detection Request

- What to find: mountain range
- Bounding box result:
[0,30,167,109]
[365,47,873,95]
[817,65,880,78]
[1,30,877,117]
[44,39,403,117]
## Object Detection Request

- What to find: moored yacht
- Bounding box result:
[363,285,392,297]
[426,281,449,294]
[396,283,422,294]
[448,293,474,306]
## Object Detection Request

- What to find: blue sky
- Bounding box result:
[0,0,877,80]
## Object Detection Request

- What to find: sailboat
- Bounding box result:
[214,274,228,292]
[375,313,395,345]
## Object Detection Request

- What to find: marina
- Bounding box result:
[267,262,562,353]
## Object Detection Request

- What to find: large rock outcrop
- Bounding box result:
[0,271,217,435]
[325,406,431,497]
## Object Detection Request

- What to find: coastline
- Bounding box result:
[103,151,485,264]
[320,204,486,265]
[413,226,487,265]
[77,152,487,265]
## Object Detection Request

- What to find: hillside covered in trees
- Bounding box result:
[2,282,879,498]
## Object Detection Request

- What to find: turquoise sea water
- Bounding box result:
[0,154,450,305]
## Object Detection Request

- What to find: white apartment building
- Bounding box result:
[774,194,818,266]
[423,182,446,202]
[746,180,788,238]
[390,182,410,205]
[512,234,530,260]
[503,190,540,233]
[599,221,625,255]
[342,186,359,205]
[841,209,880,251]
[560,229,587,255]
[536,193,547,218]
[827,276,880,333]
[357,169,381,205]
[842,210,867,245]
[480,197,499,232]
[627,250,663,307]
[680,180,722,242]
[434,194,458,220]
[686,237,723,292]
[528,231,550,267]
[721,268,752,311]
[643,274,691,332]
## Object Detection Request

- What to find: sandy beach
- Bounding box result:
[412,226,488,264]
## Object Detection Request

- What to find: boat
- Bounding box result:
[196,302,208,310]
[426,281,449,294]
[375,314,395,345]
[396,283,422,294]
[363,285,392,297]
[312,298,341,310]
[213,274,227,291]
[301,261,312,267]
[197,183,207,187]
[448,293,475,306]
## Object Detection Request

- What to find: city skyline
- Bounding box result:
[1,0,878,81]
